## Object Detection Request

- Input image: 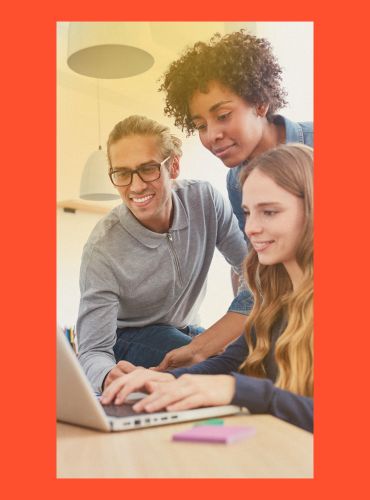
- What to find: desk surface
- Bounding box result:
[57,413,313,478]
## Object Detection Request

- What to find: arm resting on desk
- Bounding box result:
[231,373,313,433]
[170,335,313,433]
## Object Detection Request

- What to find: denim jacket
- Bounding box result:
[227,115,313,315]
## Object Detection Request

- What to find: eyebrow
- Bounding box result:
[242,202,284,209]
[111,160,158,170]
[191,100,233,120]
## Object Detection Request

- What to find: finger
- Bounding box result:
[130,379,166,411]
[104,370,118,386]
[166,394,204,412]
[132,385,160,412]
[142,391,185,413]
[148,365,172,372]
[114,378,144,404]
[152,362,167,371]
[100,374,129,404]
[106,367,125,384]
[117,361,145,373]
[102,370,144,404]
[154,354,171,371]
[117,360,136,369]
[134,382,192,413]
[133,390,176,413]
[117,360,137,373]
[114,371,153,404]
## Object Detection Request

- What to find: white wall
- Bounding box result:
[57,22,313,329]
[256,22,313,122]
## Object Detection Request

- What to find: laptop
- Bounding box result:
[57,327,243,432]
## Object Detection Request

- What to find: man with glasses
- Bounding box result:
[77,115,250,394]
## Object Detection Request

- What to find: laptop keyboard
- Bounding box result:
[102,402,148,418]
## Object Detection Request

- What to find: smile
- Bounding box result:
[213,144,235,158]
[129,194,154,205]
[252,240,274,252]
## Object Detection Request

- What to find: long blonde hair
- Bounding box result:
[239,144,313,397]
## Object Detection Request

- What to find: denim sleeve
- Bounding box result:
[228,288,254,315]
[300,121,314,147]
[225,169,255,314]
[169,334,248,377]
[226,167,247,238]
[231,372,313,432]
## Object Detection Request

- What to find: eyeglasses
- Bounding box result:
[109,156,171,187]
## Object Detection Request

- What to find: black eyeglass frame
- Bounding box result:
[109,156,171,187]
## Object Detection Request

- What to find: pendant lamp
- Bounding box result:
[67,22,154,78]
[79,79,120,201]
[66,22,154,200]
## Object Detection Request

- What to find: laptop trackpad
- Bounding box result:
[101,392,148,417]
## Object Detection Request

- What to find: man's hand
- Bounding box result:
[151,343,207,371]
[101,369,175,405]
[103,360,142,390]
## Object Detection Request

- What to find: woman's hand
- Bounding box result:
[132,374,236,413]
[100,368,175,405]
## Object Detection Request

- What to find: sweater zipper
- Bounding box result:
[166,232,184,287]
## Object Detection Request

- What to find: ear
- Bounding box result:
[256,103,269,118]
[169,156,180,179]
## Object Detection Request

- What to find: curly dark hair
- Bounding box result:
[159,30,288,135]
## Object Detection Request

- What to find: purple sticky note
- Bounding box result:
[172,425,256,444]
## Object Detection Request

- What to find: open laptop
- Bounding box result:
[57,327,243,432]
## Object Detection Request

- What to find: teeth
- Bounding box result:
[131,195,153,203]
[253,241,273,249]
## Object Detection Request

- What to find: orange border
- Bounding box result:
[3,0,364,497]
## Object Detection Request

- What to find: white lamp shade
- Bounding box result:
[67,22,154,78]
[80,149,120,201]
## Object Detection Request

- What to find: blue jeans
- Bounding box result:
[113,324,205,368]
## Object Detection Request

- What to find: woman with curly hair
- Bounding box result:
[159,30,313,235]
[101,144,314,432]
[148,30,313,371]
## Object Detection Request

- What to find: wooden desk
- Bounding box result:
[57,414,313,478]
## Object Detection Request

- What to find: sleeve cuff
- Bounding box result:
[230,372,274,413]
[228,289,254,315]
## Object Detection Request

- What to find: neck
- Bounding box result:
[250,119,285,160]
[146,220,171,233]
[284,260,304,291]
[139,199,173,234]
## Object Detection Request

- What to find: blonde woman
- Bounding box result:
[101,144,314,432]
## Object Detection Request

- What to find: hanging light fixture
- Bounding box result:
[67,22,154,78]
[79,79,119,201]
[66,22,155,201]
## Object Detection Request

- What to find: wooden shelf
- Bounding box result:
[57,199,116,215]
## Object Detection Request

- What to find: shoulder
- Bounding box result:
[172,178,218,200]
[297,121,314,147]
[83,205,122,255]
[275,115,314,148]
[227,165,243,190]
[173,178,212,192]
[173,179,230,216]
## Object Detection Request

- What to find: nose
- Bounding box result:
[130,171,148,192]
[244,214,262,238]
[206,123,224,144]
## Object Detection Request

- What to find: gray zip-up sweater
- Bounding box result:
[77,180,247,392]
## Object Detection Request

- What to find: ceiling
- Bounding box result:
[57,22,256,109]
